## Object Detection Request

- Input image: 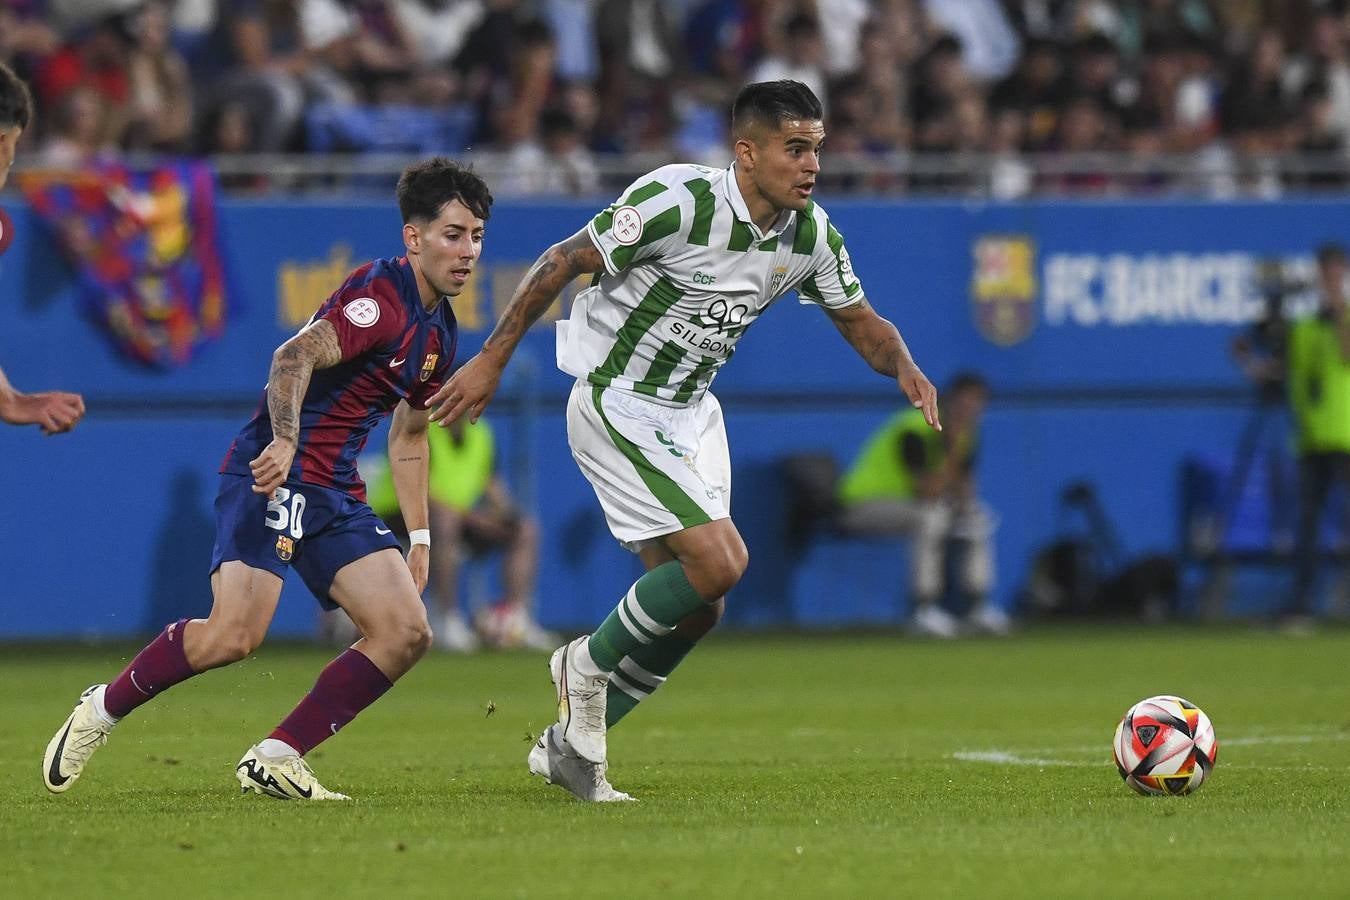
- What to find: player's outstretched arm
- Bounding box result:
[429,227,606,425]
[388,400,431,593]
[824,298,941,431]
[249,319,343,497]
[0,365,85,434]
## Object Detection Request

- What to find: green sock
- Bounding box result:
[606,631,698,728]
[586,561,705,672]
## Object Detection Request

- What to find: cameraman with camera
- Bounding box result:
[1283,242,1350,633]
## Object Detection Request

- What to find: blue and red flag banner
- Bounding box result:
[18,161,229,368]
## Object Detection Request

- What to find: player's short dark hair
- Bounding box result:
[1317,242,1347,265]
[396,156,493,225]
[949,371,990,396]
[731,80,823,137]
[0,61,34,130]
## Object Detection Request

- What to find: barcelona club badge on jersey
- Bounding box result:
[420,353,439,382]
[275,535,295,561]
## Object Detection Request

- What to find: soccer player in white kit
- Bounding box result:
[429,80,940,801]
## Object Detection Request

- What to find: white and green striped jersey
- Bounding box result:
[555,162,864,407]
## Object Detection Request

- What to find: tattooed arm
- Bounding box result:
[428,227,606,425]
[824,298,942,431]
[249,318,344,496]
[388,399,431,592]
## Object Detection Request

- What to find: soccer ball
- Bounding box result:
[1112,695,1218,796]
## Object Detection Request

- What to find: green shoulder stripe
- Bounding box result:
[684,178,715,247]
[825,222,862,298]
[593,181,670,236]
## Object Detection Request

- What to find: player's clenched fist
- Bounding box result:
[249,438,297,497]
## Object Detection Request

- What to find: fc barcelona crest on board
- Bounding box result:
[971,234,1037,346]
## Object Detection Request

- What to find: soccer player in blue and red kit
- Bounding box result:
[42,157,492,800]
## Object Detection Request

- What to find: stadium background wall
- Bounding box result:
[3,196,1345,637]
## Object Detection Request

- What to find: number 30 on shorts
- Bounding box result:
[265,487,307,539]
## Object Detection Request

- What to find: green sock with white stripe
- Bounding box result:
[586,561,706,673]
[605,631,698,727]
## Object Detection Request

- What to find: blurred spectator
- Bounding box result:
[990,36,1065,149]
[835,372,1007,638]
[987,105,1033,198]
[1287,81,1348,190]
[391,0,484,71]
[923,0,1020,81]
[541,0,598,82]
[209,0,354,153]
[0,2,61,76]
[1222,29,1294,137]
[38,85,106,166]
[1069,32,1135,124]
[1283,7,1350,142]
[1282,242,1350,633]
[1043,93,1113,193]
[910,34,976,148]
[35,15,133,150]
[595,0,683,151]
[124,1,193,152]
[1119,32,1213,153]
[748,12,828,115]
[299,0,415,104]
[801,0,869,77]
[497,106,598,196]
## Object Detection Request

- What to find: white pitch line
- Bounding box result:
[1026,732,1350,755]
[953,731,1350,768]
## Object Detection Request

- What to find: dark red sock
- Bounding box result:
[104,618,197,718]
[270,649,393,755]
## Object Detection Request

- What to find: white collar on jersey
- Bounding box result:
[723,162,793,242]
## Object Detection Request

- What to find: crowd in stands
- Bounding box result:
[1,0,1349,196]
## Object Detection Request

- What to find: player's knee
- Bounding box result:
[396,610,433,659]
[208,625,260,665]
[695,539,748,599]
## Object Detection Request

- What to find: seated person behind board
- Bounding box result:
[363,414,555,651]
[836,372,1008,637]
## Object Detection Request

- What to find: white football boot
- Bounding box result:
[550,636,609,764]
[910,604,960,639]
[967,602,1012,636]
[236,745,350,800]
[528,724,633,802]
[43,684,115,794]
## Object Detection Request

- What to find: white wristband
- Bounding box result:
[409,529,431,548]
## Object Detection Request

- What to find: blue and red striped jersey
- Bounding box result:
[220,256,457,501]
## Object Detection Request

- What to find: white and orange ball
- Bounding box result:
[1112,695,1218,796]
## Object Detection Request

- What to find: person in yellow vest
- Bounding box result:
[363,414,555,651]
[836,372,1007,637]
[1283,242,1350,634]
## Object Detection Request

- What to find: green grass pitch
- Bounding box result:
[4,626,1348,898]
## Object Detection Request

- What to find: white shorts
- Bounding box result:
[566,379,731,550]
